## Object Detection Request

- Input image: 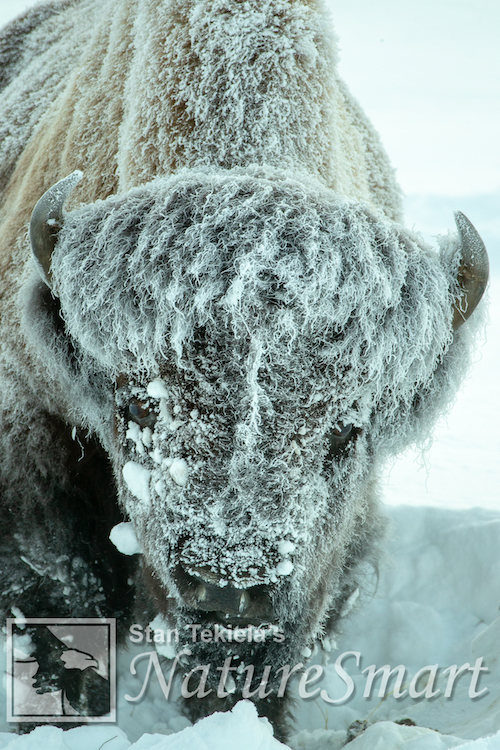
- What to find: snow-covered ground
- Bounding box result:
[2,504,500,749]
[1,1,499,748]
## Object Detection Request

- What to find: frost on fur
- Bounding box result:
[46,165,476,638]
[0,0,487,739]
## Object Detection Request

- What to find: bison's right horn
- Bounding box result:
[452,211,489,330]
[29,170,83,286]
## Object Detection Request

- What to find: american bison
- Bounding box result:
[0,0,488,739]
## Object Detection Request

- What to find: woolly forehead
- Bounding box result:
[51,169,452,409]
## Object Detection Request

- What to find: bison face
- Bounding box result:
[28,166,487,661]
[111,349,376,640]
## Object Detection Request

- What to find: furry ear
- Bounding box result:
[23,277,80,381]
[20,272,114,444]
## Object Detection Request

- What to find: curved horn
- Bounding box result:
[29,170,83,286]
[452,211,489,330]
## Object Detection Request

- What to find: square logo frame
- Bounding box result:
[6,617,116,723]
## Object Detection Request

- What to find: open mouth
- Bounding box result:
[193,610,279,629]
[143,563,280,632]
[173,564,276,622]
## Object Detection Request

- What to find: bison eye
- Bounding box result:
[327,423,357,457]
[126,399,157,428]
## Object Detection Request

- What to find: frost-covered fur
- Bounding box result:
[0,0,483,740]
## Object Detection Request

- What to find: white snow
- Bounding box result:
[142,428,153,448]
[337,722,466,749]
[121,701,286,750]
[0,725,131,750]
[122,461,151,504]
[11,633,33,660]
[109,522,142,556]
[8,609,25,628]
[126,421,146,455]
[278,541,296,556]
[168,459,189,487]
[4,506,500,748]
[147,379,170,400]
[147,615,178,660]
[276,560,294,576]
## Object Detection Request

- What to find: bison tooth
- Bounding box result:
[239,591,250,614]
[196,584,207,603]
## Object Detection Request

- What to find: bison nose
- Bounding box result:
[174,565,275,622]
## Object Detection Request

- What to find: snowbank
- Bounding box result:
[2,504,500,749]
[292,505,500,745]
[0,702,285,750]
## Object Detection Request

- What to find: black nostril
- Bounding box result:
[174,565,275,622]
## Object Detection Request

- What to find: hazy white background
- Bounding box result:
[1,0,498,511]
[329,0,500,511]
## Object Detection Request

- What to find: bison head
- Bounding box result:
[27,167,488,667]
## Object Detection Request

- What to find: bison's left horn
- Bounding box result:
[29,170,83,286]
[452,211,489,330]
